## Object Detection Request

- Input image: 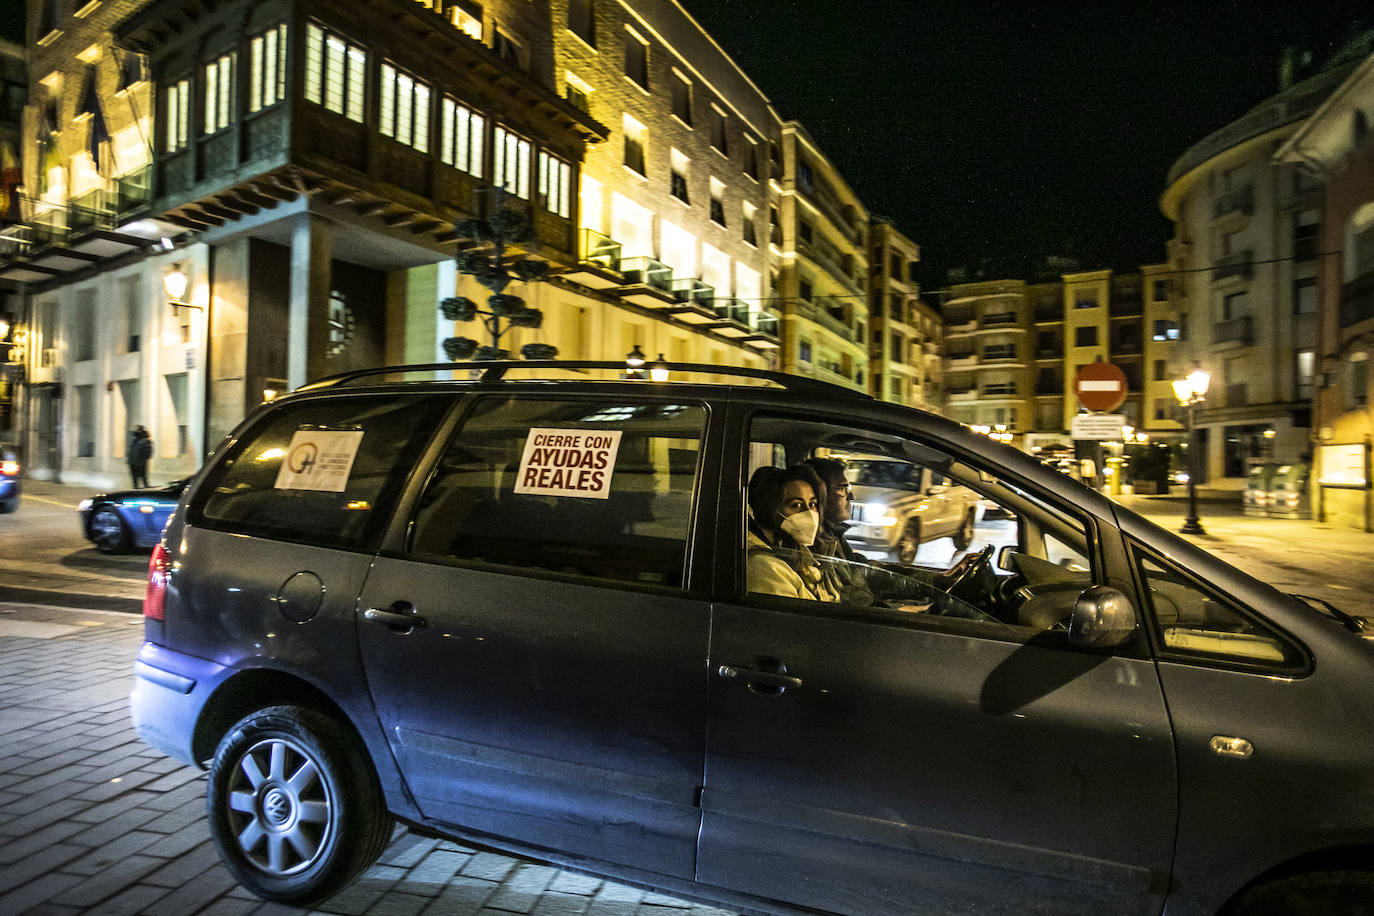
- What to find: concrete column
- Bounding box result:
[288,213,334,389]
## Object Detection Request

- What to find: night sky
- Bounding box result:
[685,0,1370,287]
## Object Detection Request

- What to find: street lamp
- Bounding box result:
[1173,368,1211,535]
[623,345,646,380]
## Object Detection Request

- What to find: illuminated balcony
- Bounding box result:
[615,256,675,307]
[561,229,624,289]
[664,279,718,324]
[741,310,781,349]
[706,298,752,338]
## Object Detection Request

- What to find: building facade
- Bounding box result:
[941,279,1032,439]
[868,219,940,410]
[0,0,934,487]
[1159,39,1370,485]
[774,122,869,393]
[1277,49,1374,529]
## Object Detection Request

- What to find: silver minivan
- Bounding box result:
[131,362,1374,915]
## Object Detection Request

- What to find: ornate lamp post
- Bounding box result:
[440,190,557,362]
[1172,368,1211,535]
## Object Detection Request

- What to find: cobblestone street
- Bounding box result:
[0,602,731,916]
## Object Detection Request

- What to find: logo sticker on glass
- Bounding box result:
[273,430,365,492]
[514,428,622,499]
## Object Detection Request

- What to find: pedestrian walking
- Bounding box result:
[128,426,152,488]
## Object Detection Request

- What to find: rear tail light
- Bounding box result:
[145,544,169,621]
[0,461,17,476]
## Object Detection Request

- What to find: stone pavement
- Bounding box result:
[0,603,734,916]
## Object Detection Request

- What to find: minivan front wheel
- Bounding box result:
[207,705,392,905]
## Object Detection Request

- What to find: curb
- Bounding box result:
[0,585,143,614]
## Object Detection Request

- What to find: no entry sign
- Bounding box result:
[1075,362,1128,412]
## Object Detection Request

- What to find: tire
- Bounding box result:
[952,510,976,550]
[206,705,393,906]
[1227,870,1374,916]
[0,497,15,514]
[89,506,129,554]
[895,520,920,565]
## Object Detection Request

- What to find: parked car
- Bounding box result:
[132,361,1374,916]
[842,457,982,562]
[0,445,19,513]
[79,479,188,553]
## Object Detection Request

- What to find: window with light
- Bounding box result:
[304,23,366,123]
[440,97,485,177]
[248,24,287,114]
[493,126,531,198]
[379,63,431,152]
[203,52,235,135]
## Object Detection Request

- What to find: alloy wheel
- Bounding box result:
[224,737,335,876]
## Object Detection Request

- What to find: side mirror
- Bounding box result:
[925,484,948,496]
[1068,585,1137,649]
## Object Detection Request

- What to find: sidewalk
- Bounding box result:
[0,602,734,916]
[1111,493,1373,608]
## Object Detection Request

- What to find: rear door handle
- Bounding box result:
[364,603,426,632]
[718,665,803,690]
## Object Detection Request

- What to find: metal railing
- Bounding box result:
[1340,272,1374,328]
[1212,251,1253,282]
[1213,315,1253,345]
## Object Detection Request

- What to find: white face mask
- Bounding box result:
[779,508,820,547]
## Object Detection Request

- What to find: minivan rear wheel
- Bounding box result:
[207,705,392,905]
[1227,869,1374,916]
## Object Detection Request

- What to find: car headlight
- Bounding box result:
[78,498,92,512]
[877,515,898,527]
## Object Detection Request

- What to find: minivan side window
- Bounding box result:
[193,396,447,550]
[408,397,707,588]
[1134,548,1299,667]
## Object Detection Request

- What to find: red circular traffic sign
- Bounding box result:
[1075,362,1128,412]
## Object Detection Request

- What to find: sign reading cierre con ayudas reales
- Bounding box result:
[514,428,623,499]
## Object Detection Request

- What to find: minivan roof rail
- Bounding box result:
[300,360,872,399]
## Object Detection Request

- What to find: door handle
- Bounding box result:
[364,603,426,632]
[718,665,803,690]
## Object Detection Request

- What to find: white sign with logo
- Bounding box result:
[1071,413,1126,441]
[514,428,622,499]
[273,430,365,492]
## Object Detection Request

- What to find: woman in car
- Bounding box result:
[746,464,840,602]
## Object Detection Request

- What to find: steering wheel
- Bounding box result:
[943,545,994,602]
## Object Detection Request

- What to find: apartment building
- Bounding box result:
[773,123,869,392]
[1276,48,1374,529]
[942,280,1032,440]
[944,269,1171,452]
[1159,38,1370,484]
[545,0,780,370]
[868,218,941,410]
[1139,263,1183,440]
